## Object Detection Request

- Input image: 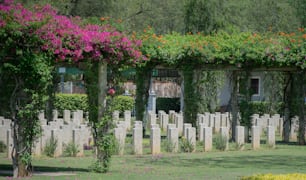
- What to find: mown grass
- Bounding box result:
[1,141,306,180]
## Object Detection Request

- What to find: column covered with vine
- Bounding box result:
[84,62,115,173]
[135,65,153,125]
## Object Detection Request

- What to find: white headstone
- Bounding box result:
[252,126,260,149]
[150,127,161,154]
[203,127,212,152]
[133,127,143,155]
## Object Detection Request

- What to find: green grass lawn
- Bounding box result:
[1,142,306,180]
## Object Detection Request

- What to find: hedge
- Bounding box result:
[54,94,134,116]
[247,101,283,115]
[110,95,134,116]
[54,94,89,114]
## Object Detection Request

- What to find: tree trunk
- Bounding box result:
[98,62,107,120]
[283,73,292,142]
[296,71,305,145]
[231,71,239,141]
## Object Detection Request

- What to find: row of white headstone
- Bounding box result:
[0,109,92,158]
[113,110,280,155]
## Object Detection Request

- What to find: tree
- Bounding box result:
[184,0,226,34]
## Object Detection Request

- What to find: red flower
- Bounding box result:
[108,88,115,96]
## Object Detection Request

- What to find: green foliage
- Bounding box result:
[162,140,176,153]
[213,134,227,151]
[110,95,134,116]
[156,98,180,113]
[95,134,116,173]
[183,67,197,125]
[44,137,58,157]
[20,152,32,167]
[0,141,6,153]
[179,137,195,153]
[184,0,226,34]
[135,66,152,122]
[63,142,79,157]
[246,101,284,115]
[140,29,306,69]
[195,71,225,113]
[54,94,88,113]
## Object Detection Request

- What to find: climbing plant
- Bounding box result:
[0,1,144,177]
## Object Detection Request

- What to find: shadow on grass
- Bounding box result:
[145,154,306,170]
[0,164,89,177]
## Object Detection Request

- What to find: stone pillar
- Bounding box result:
[150,127,161,155]
[147,89,156,114]
[267,126,275,148]
[203,127,212,152]
[51,129,62,157]
[168,128,178,152]
[114,127,125,155]
[186,127,196,152]
[235,126,245,149]
[252,126,260,149]
[73,129,84,156]
[133,127,143,155]
[7,129,13,158]
[63,110,71,124]
[220,127,229,150]
[183,123,192,137]
[124,110,131,130]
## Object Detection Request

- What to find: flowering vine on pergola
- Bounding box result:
[140,27,306,69]
[0,0,145,177]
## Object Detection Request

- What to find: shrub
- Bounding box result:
[162,139,177,153]
[213,134,227,151]
[63,142,79,157]
[44,137,58,157]
[110,95,134,116]
[241,173,306,180]
[180,137,195,153]
[241,101,283,115]
[156,98,180,114]
[54,94,88,115]
[0,141,6,152]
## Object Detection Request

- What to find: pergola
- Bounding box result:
[135,29,306,144]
